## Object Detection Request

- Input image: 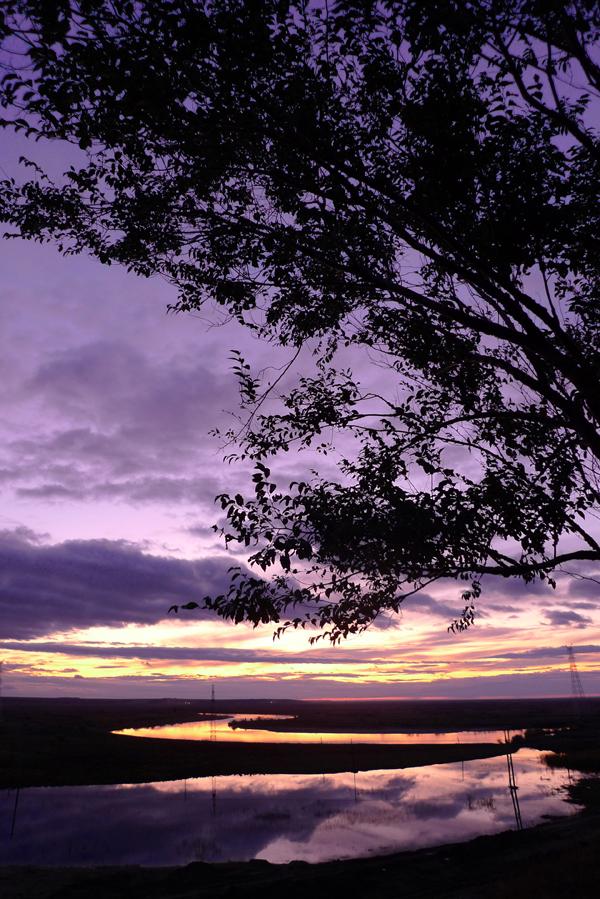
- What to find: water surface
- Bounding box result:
[0,749,581,866]
[117,714,522,745]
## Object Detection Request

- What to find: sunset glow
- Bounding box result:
[1,133,599,702]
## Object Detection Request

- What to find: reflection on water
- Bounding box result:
[116,714,523,745]
[0,749,581,866]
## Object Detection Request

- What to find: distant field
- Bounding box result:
[1,695,599,789]
[5,693,600,730]
[226,695,600,732]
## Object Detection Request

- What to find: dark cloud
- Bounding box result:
[0,528,245,639]
[5,663,600,700]
[480,574,553,598]
[186,523,215,538]
[485,602,521,614]
[567,574,600,599]
[96,477,221,504]
[404,593,464,619]
[542,608,593,629]
[28,341,226,438]
[0,640,361,666]
[36,478,210,504]
[16,476,219,505]
[1,341,241,507]
[491,644,600,661]
[16,484,83,500]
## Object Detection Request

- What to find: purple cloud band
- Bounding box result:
[0,528,243,639]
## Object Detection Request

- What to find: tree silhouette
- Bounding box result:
[1,2,599,640]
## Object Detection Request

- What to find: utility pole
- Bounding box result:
[567,645,586,701]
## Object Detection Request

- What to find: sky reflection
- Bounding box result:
[116,715,522,745]
[0,750,580,866]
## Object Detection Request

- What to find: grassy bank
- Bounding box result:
[3,695,599,789]
[2,807,600,898]
[0,697,509,789]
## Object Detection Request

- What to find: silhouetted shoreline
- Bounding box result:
[2,696,599,789]
[0,696,523,789]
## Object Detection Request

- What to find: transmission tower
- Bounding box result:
[210,682,217,815]
[567,645,586,701]
[503,730,523,831]
[209,683,216,742]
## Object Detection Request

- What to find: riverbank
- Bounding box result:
[2,695,598,789]
[2,697,600,897]
[2,807,599,898]
[1,725,509,790]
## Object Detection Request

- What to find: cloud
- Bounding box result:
[16,476,219,505]
[16,484,83,500]
[1,341,241,507]
[480,574,553,598]
[9,666,600,701]
[485,602,521,614]
[0,640,366,666]
[567,573,600,599]
[490,644,600,661]
[542,608,593,629]
[404,593,464,619]
[0,528,245,639]
[28,341,223,437]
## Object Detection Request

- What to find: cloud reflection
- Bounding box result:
[0,751,580,867]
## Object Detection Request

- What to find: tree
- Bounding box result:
[1,1,599,641]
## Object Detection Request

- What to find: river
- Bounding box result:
[0,748,582,865]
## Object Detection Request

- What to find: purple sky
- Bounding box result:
[1,134,600,700]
